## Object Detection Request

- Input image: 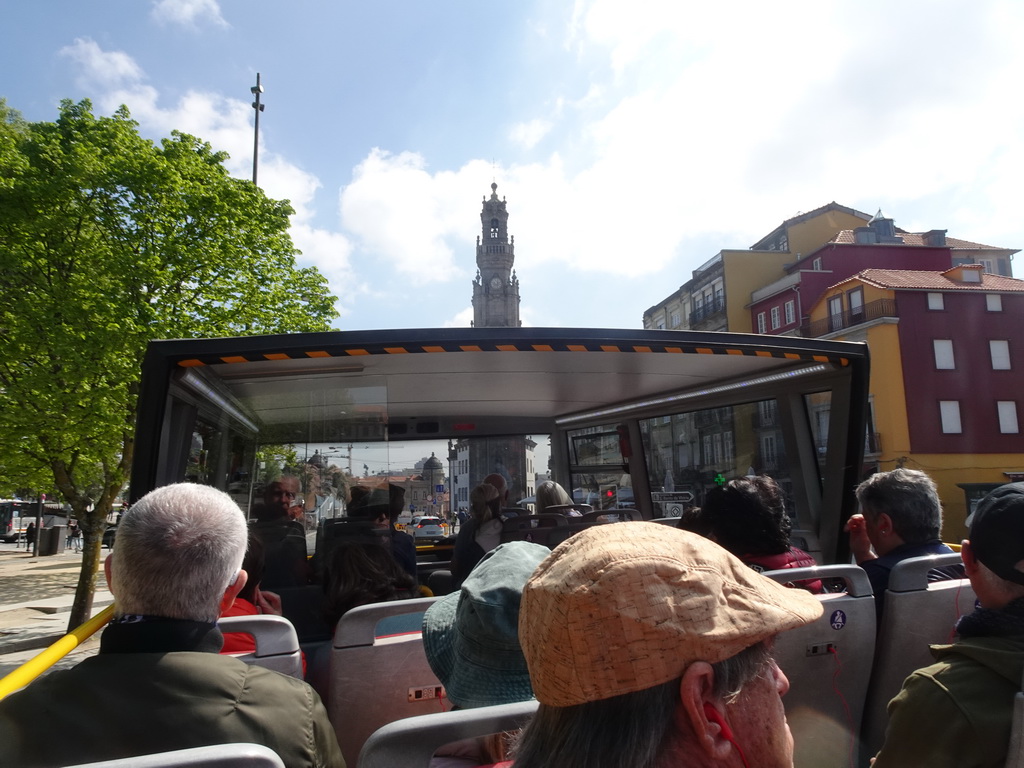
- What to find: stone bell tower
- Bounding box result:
[472,183,521,327]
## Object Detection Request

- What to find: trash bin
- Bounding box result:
[38,525,67,556]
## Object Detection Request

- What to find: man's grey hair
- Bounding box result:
[512,642,772,768]
[111,484,248,622]
[856,468,942,544]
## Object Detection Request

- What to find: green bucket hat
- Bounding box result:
[422,540,549,708]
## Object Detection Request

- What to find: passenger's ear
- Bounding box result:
[678,662,732,761]
[961,541,978,575]
[221,569,248,611]
[103,554,113,591]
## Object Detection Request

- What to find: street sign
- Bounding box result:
[435,484,444,493]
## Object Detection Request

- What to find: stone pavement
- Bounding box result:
[0,544,113,679]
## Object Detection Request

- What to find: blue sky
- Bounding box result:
[5,0,1023,331]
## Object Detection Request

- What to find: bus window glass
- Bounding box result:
[805,391,833,470]
[566,425,632,510]
[638,399,801,519]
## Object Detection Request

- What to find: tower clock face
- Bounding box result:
[490,276,501,290]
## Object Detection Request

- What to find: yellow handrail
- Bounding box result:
[0,603,115,700]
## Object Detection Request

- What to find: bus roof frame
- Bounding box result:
[132,326,869,561]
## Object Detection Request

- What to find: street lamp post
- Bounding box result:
[250,73,265,185]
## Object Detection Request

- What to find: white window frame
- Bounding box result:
[998,401,1019,434]
[784,300,796,325]
[770,306,781,330]
[757,312,767,334]
[933,339,955,370]
[987,294,1003,312]
[812,257,822,271]
[939,401,962,434]
[990,340,1011,370]
[927,292,945,310]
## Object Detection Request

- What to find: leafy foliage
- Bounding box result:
[0,99,338,626]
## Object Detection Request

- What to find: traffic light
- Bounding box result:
[599,484,618,509]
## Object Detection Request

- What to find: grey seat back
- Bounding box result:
[217,614,303,679]
[763,564,876,768]
[327,596,444,766]
[499,513,569,547]
[67,743,285,767]
[357,699,538,768]
[862,551,975,758]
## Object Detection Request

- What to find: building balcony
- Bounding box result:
[689,296,726,328]
[802,298,897,337]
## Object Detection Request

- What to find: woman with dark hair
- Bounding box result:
[322,539,417,632]
[699,475,822,593]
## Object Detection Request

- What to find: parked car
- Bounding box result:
[410,516,445,542]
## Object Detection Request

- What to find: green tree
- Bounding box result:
[0,99,337,629]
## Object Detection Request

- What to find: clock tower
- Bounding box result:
[472,183,521,328]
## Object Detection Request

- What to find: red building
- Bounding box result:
[749,212,1017,336]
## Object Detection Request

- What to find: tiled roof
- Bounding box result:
[841,268,1024,292]
[829,230,1012,251]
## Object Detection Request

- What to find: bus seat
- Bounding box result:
[499,514,569,547]
[1006,669,1024,768]
[218,614,303,680]
[580,509,636,523]
[861,551,976,759]
[274,584,331,643]
[313,517,389,579]
[790,529,822,563]
[357,699,538,768]
[763,564,876,768]
[327,596,444,766]
[65,743,285,767]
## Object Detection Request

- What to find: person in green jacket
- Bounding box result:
[0,483,344,768]
[874,482,1024,768]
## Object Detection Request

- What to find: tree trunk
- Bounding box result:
[68,527,104,631]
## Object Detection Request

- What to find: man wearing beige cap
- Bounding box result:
[512,522,823,768]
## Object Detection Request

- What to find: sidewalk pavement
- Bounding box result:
[0,545,113,677]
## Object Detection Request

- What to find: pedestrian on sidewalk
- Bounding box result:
[68,520,82,552]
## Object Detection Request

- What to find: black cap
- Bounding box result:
[969,483,1024,586]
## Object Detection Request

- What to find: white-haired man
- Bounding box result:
[0,483,344,767]
[873,482,1024,767]
[509,522,824,768]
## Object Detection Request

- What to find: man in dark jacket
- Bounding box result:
[873,482,1024,767]
[0,483,344,768]
[251,475,311,588]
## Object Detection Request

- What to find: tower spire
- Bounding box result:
[471,183,521,328]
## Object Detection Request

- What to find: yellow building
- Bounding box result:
[644,202,871,332]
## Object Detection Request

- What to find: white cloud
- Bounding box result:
[151,0,228,29]
[339,150,491,281]
[59,39,145,88]
[443,306,475,328]
[509,119,553,150]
